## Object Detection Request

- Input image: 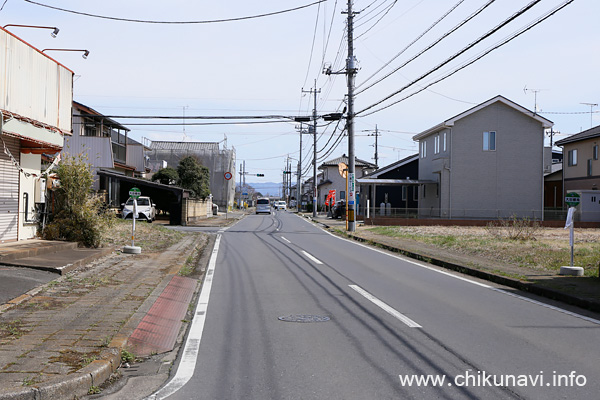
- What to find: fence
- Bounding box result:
[182,198,212,225]
[360,206,600,227]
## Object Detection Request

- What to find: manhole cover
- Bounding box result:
[278,314,330,323]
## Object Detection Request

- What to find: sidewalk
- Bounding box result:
[303,213,600,314]
[0,233,205,400]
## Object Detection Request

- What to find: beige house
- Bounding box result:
[555,125,600,194]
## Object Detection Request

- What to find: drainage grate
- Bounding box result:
[278,314,330,323]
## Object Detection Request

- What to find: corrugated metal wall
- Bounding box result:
[0,136,20,242]
[0,29,72,132]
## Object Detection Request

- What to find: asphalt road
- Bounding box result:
[0,266,57,303]
[157,211,600,400]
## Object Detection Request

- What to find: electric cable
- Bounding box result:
[356,0,495,93]
[24,0,326,24]
[357,0,544,114]
[357,0,576,117]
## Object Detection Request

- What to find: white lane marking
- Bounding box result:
[295,215,600,326]
[281,236,291,244]
[349,284,422,328]
[146,234,222,400]
[302,250,323,265]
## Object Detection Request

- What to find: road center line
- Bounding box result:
[302,250,323,265]
[349,284,422,328]
[147,234,222,400]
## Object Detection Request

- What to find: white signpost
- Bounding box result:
[123,188,142,254]
[560,192,582,276]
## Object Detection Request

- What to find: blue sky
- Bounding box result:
[2,0,598,184]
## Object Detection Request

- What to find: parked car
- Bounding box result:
[122,196,156,222]
[332,200,346,219]
[274,201,287,211]
[256,198,271,214]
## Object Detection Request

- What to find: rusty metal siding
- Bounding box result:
[0,28,72,133]
[0,136,20,242]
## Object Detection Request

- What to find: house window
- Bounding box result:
[588,159,593,176]
[568,149,578,166]
[443,132,447,152]
[434,135,440,154]
[420,141,427,158]
[413,187,418,201]
[594,145,599,160]
[483,131,496,151]
[402,186,407,201]
[340,191,345,200]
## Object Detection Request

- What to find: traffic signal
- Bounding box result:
[256,173,264,177]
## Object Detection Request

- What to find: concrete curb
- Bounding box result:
[303,214,600,314]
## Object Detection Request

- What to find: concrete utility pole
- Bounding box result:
[297,123,303,209]
[366,125,380,168]
[344,0,358,231]
[302,82,320,218]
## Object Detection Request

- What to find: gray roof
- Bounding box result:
[555,125,600,146]
[362,154,418,178]
[319,154,377,169]
[150,141,220,151]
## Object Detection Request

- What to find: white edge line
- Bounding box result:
[302,250,323,265]
[146,234,222,400]
[349,284,422,328]
[295,215,600,326]
[281,236,291,244]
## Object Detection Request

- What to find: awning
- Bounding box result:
[357,178,436,185]
[2,118,64,153]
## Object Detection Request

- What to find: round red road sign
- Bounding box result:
[224,172,232,180]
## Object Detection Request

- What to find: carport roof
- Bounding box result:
[356,178,436,185]
[96,169,191,197]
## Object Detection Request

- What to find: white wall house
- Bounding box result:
[0,27,73,241]
[413,95,553,220]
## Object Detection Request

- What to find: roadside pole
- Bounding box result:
[123,187,142,254]
[560,192,582,276]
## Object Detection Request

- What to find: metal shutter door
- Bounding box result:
[0,136,20,242]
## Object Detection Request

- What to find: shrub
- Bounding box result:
[42,152,114,248]
[485,214,541,241]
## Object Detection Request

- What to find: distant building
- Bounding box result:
[146,141,236,208]
[317,154,377,209]
[555,125,600,194]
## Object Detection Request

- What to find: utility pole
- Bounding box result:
[302,81,320,218]
[344,0,358,231]
[238,163,243,209]
[297,123,304,210]
[365,125,380,168]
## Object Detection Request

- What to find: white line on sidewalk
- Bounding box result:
[349,284,422,328]
[302,250,323,265]
[146,234,222,400]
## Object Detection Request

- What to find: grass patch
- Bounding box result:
[49,349,101,372]
[367,226,600,278]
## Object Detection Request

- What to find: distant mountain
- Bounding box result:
[247,182,281,196]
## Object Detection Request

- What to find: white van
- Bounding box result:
[256,198,271,214]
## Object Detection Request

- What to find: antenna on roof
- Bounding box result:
[580,103,598,129]
[523,86,546,114]
[182,106,189,141]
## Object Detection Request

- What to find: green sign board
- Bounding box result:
[129,187,141,199]
[565,192,580,207]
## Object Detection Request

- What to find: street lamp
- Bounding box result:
[42,48,89,59]
[3,24,59,38]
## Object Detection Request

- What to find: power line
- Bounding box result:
[357,0,576,117]
[356,0,495,93]
[357,0,544,115]
[23,0,326,24]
